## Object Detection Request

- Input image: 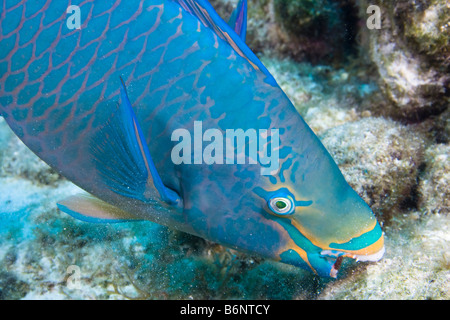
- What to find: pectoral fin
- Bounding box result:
[90,78,181,206]
[57,194,141,223]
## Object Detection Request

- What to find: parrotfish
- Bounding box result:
[0,0,384,277]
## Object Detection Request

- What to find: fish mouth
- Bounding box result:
[321,246,386,278]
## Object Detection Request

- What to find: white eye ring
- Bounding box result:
[269,197,294,215]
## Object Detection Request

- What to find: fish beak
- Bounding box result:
[321,234,385,278]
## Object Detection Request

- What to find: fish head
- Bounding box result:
[251,145,385,278]
[179,114,384,278]
[184,150,384,278]
[254,184,384,278]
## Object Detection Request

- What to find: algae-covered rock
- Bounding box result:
[317,212,450,300]
[211,0,448,119]
[210,0,360,64]
[273,0,358,63]
[0,117,12,164]
[418,143,450,214]
[357,0,449,120]
[260,56,380,133]
[402,0,450,69]
[320,117,426,220]
[0,271,30,299]
[0,120,63,186]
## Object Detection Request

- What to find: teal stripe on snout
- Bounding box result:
[329,222,383,251]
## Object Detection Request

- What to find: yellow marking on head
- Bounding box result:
[272,226,317,274]
[290,218,378,251]
[286,239,317,275]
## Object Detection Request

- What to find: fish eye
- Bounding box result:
[268,197,294,216]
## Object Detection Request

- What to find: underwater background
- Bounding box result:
[0,0,448,299]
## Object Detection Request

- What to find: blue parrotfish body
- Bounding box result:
[0,0,384,277]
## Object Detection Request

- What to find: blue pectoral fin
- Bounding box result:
[228,0,247,42]
[57,194,142,223]
[90,78,181,206]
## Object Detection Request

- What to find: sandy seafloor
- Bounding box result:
[0,0,449,300]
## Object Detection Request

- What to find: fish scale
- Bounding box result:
[0,0,276,230]
[2,1,220,183]
[0,0,385,278]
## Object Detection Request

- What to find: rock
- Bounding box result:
[260,56,380,133]
[0,117,13,161]
[317,212,450,300]
[418,143,450,214]
[0,120,63,186]
[211,0,449,119]
[320,117,426,221]
[209,0,279,56]
[357,0,449,120]
[0,271,30,300]
[210,0,360,64]
[402,0,450,69]
[273,0,359,63]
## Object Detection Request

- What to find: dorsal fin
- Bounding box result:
[228,0,247,42]
[172,0,276,86]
